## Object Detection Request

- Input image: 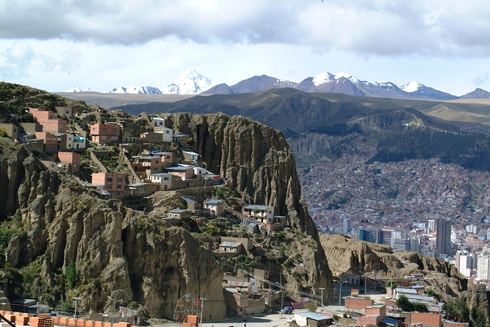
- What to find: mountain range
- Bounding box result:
[65,70,490,100]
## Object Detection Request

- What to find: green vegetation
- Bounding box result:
[66,262,77,289]
[305,301,317,312]
[211,186,234,199]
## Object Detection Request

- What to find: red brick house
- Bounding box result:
[89,123,121,144]
[58,151,81,173]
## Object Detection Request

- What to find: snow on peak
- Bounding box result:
[334,72,359,84]
[312,72,334,86]
[109,86,162,94]
[163,69,214,94]
[66,87,82,92]
[401,81,424,93]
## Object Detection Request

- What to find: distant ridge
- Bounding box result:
[82,69,490,100]
[460,88,490,99]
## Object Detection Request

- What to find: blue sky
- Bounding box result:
[1,0,490,95]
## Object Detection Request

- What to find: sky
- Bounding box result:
[1,0,490,95]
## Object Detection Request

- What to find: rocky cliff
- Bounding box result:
[0,112,331,319]
[320,234,467,301]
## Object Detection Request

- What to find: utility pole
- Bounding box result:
[319,288,325,311]
[200,298,206,327]
[334,279,347,307]
[73,297,81,318]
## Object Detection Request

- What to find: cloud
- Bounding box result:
[2,0,490,58]
[0,41,82,80]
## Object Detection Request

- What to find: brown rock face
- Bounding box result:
[320,234,467,301]
[0,113,332,318]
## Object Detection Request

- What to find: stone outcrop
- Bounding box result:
[320,234,467,301]
[0,112,331,319]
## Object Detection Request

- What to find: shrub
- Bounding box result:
[66,262,77,289]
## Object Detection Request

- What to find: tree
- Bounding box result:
[413,303,428,313]
[66,262,77,289]
[396,295,414,312]
[305,302,317,312]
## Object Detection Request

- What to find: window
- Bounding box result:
[166,130,169,134]
[107,178,113,182]
[116,184,122,189]
[117,178,122,182]
[101,128,107,132]
[92,127,96,131]
[164,177,169,181]
[107,184,112,189]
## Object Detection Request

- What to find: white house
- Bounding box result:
[204,199,224,216]
[150,173,173,191]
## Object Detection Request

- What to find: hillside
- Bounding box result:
[0,85,332,320]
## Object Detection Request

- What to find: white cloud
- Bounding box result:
[1,0,490,57]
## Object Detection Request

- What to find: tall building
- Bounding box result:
[477,254,490,280]
[427,219,436,232]
[410,237,422,253]
[374,229,384,245]
[343,217,352,234]
[390,230,402,249]
[359,229,372,243]
[436,218,452,257]
[393,238,410,252]
[457,251,475,277]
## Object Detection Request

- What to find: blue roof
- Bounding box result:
[244,204,269,210]
[381,317,400,326]
[181,196,198,203]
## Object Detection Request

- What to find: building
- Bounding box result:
[34,132,58,153]
[343,217,352,234]
[203,199,224,216]
[393,238,410,252]
[436,218,452,257]
[58,151,81,173]
[90,123,121,144]
[477,254,490,280]
[182,151,199,163]
[91,172,126,196]
[29,108,67,133]
[359,229,372,243]
[242,205,274,224]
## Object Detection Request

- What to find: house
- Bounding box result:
[243,205,274,224]
[219,241,244,254]
[294,312,333,327]
[152,151,173,167]
[20,122,42,134]
[131,156,162,178]
[139,132,163,143]
[91,172,126,197]
[410,312,442,327]
[182,151,199,163]
[0,123,19,139]
[29,108,67,132]
[356,305,388,327]
[220,237,253,252]
[89,123,121,144]
[168,209,187,220]
[34,132,58,153]
[160,126,173,142]
[150,116,166,131]
[127,182,157,196]
[181,196,202,213]
[166,166,194,181]
[149,173,173,191]
[203,199,224,216]
[58,151,81,173]
[72,134,87,150]
[345,296,375,311]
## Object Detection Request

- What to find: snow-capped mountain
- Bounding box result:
[163,69,214,95]
[400,81,456,100]
[109,86,162,94]
[66,87,82,92]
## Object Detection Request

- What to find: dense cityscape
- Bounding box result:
[299,146,490,282]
